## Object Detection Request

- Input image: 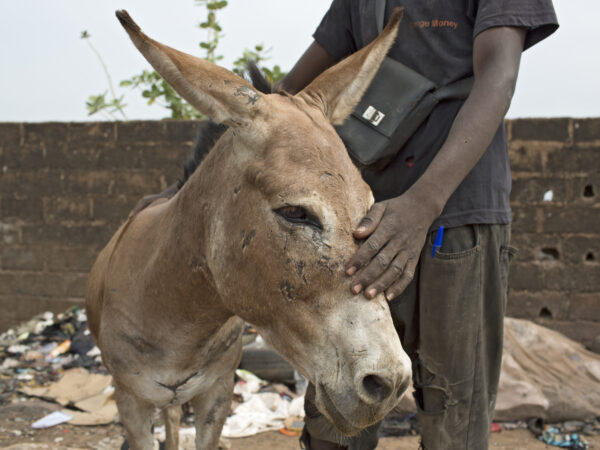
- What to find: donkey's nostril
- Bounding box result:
[362,374,393,403]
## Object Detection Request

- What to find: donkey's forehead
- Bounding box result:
[263,93,340,142]
[253,96,357,181]
[241,94,373,218]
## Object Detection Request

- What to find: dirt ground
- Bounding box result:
[1,401,599,450]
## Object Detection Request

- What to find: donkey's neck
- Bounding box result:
[154,131,239,325]
[128,131,241,349]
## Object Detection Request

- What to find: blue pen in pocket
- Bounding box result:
[431,226,444,258]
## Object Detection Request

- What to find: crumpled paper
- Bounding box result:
[19,367,117,426]
[221,369,305,438]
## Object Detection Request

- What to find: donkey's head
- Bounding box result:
[117,9,410,434]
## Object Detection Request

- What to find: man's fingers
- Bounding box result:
[354,202,386,238]
[345,203,387,276]
[363,251,409,299]
[345,233,390,281]
[352,244,401,298]
[385,258,418,300]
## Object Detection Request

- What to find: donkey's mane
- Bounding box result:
[177,63,275,190]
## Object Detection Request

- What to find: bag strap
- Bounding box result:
[375,0,473,100]
[434,76,474,101]
[376,0,386,34]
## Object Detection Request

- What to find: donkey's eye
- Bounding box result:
[275,206,323,231]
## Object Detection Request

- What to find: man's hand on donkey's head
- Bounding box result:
[344,194,434,301]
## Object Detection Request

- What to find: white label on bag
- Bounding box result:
[362,106,385,126]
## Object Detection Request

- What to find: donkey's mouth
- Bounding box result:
[317,383,363,436]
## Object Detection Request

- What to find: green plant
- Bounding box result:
[83,1,286,120]
[233,44,286,85]
[81,31,128,120]
[196,0,228,63]
[118,70,204,120]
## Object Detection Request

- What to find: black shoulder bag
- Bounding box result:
[335,0,473,168]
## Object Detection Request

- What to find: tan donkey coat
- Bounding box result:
[85,9,410,450]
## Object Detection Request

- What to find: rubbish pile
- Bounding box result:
[0,308,307,444]
[0,307,105,402]
[1,308,599,449]
[0,307,116,429]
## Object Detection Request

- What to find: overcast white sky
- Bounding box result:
[1,0,598,122]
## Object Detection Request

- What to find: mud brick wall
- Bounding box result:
[1,119,599,346]
[0,121,199,333]
[506,118,599,347]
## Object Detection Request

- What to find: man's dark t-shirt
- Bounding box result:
[313,0,558,230]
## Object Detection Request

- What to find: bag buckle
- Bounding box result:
[362,106,385,126]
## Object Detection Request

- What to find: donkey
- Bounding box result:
[85,9,410,450]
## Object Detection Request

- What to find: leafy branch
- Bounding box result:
[83,1,286,120]
[197,0,227,63]
[81,31,128,120]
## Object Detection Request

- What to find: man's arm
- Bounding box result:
[346,26,527,300]
[276,41,336,93]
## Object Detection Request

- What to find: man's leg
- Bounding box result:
[414,224,512,449]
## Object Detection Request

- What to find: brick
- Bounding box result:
[509,233,563,263]
[572,176,600,203]
[97,143,145,169]
[0,123,22,148]
[510,206,540,233]
[93,196,137,223]
[546,146,600,174]
[113,170,165,196]
[137,142,193,170]
[23,122,68,146]
[0,271,67,297]
[0,272,16,295]
[21,224,116,250]
[164,120,199,143]
[540,205,600,234]
[534,319,599,348]
[573,118,600,143]
[43,197,92,224]
[508,144,544,173]
[511,118,570,142]
[0,220,21,245]
[569,264,600,293]
[510,233,600,266]
[69,122,116,144]
[46,142,108,170]
[562,235,600,265]
[520,262,600,293]
[569,293,600,321]
[44,247,99,273]
[65,273,89,297]
[1,196,43,222]
[506,291,570,320]
[508,261,575,293]
[117,121,167,145]
[64,170,114,195]
[1,246,44,271]
[4,141,60,170]
[0,169,65,196]
[510,177,569,205]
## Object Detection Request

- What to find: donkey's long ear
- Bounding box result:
[298,8,403,125]
[116,10,262,127]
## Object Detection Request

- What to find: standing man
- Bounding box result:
[278,1,558,449]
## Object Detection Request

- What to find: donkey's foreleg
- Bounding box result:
[115,386,156,450]
[162,405,182,450]
[191,376,235,450]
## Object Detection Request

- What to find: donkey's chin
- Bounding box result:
[315,384,371,436]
